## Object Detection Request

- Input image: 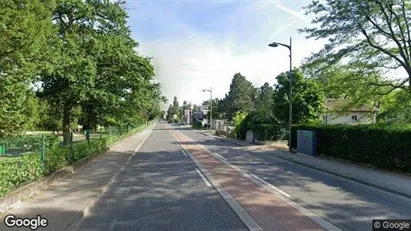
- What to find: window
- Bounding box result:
[352,115,358,121]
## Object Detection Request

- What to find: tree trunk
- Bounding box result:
[63,104,71,145]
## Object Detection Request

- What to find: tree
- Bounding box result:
[301,0,411,94]
[305,65,391,110]
[166,104,173,120]
[273,68,325,125]
[378,90,411,123]
[253,82,275,123]
[171,96,180,120]
[0,0,55,137]
[192,104,199,112]
[224,73,256,119]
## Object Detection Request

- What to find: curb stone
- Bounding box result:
[204,133,411,200]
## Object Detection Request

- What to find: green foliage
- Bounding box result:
[236,111,283,141]
[0,124,144,198]
[301,0,411,92]
[233,112,248,139]
[0,135,60,152]
[273,68,325,125]
[378,90,411,123]
[252,124,284,141]
[224,73,256,119]
[192,121,203,129]
[0,154,43,197]
[0,0,55,137]
[291,123,411,173]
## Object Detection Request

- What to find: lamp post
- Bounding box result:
[202,87,213,132]
[269,37,293,152]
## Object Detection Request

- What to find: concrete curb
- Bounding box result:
[205,133,411,200]
[274,154,411,200]
[0,125,149,215]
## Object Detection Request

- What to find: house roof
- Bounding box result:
[325,99,380,112]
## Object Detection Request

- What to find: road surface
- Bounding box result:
[74,122,411,231]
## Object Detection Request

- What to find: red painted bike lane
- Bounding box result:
[169,130,326,231]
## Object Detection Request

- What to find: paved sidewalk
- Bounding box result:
[0,127,153,231]
[206,133,411,199]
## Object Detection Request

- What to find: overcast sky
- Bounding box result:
[125,0,326,109]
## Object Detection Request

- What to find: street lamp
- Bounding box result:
[202,87,213,132]
[269,37,293,152]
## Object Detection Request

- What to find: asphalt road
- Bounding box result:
[182,128,411,231]
[74,123,247,231]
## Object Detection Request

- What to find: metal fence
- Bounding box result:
[0,125,139,160]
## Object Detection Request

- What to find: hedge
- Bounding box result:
[252,124,284,141]
[0,124,146,198]
[291,124,411,173]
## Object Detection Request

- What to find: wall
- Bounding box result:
[323,112,374,125]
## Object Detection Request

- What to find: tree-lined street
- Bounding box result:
[3,122,409,231]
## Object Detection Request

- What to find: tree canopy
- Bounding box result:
[273,69,325,124]
[0,0,165,139]
[301,0,411,94]
[224,73,256,119]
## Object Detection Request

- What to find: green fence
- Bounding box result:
[0,123,149,198]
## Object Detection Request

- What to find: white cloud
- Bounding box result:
[131,0,325,109]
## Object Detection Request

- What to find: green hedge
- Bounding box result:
[291,124,411,172]
[192,121,203,129]
[236,114,284,141]
[0,124,146,198]
[252,124,284,141]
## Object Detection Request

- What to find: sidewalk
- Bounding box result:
[0,127,153,231]
[206,133,411,199]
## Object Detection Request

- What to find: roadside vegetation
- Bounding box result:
[0,1,165,197]
[166,0,411,173]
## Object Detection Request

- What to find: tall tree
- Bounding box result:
[0,0,55,137]
[301,0,411,94]
[171,96,180,119]
[273,69,325,124]
[224,73,256,119]
[166,104,173,120]
[253,82,275,123]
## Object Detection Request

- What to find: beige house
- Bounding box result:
[322,99,379,125]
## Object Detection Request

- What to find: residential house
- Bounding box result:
[322,99,379,125]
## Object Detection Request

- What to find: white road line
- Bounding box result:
[181,150,188,157]
[250,174,292,198]
[134,129,153,153]
[170,132,262,231]
[175,131,341,231]
[196,168,212,188]
[213,153,226,161]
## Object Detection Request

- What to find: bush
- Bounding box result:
[0,154,43,197]
[192,121,203,129]
[252,124,283,141]
[236,112,283,141]
[0,124,142,198]
[291,124,411,173]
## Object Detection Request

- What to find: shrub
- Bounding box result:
[291,124,411,173]
[236,112,283,141]
[252,124,283,141]
[192,121,203,129]
[0,154,43,197]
